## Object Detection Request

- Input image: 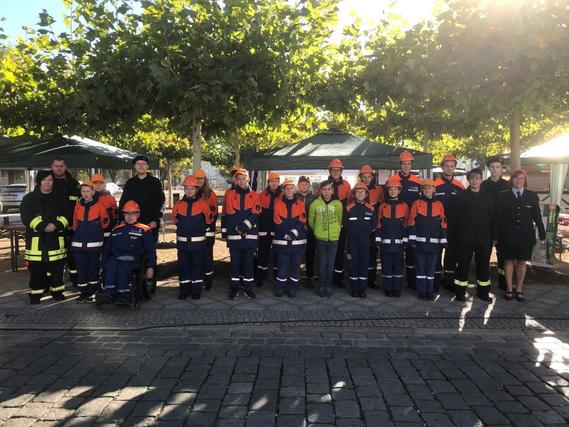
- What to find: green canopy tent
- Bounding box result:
[243,128,432,170]
[0,134,158,169]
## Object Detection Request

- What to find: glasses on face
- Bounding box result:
[123,212,139,215]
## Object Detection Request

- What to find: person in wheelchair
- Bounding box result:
[96,200,156,306]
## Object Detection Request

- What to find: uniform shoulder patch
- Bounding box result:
[134,223,150,231]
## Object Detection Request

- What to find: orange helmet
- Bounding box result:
[385,176,402,188]
[183,176,199,187]
[421,178,436,187]
[359,165,374,175]
[328,159,344,169]
[353,182,369,192]
[268,171,280,181]
[440,154,457,166]
[79,180,94,189]
[230,167,240,176]
[282,178,295,188]
[399,151,414,162]
[122,200,140,212]
[91,174,105,183]
[235,168,249,177]
[194,169,206,178]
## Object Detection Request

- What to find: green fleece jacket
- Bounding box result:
[308,197,343,241]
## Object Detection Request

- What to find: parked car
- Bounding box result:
[559,211,569,226]
[0,184,28,213]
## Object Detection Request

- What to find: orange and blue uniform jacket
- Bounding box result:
[406,197,448,253]
[201,189,218,239]
[258,187,282,236]
[375,198,409,253]
[71,199,110,252]
[434,176,464,216]
[103,222,156,268]
[221,186,262,249]
[272,195,307,254]
[366,183,385,207]
[95,191,118,237]
[172,195,214,251]
[317,177,352,207]
[345,201,375,238]
[388,172,421,207]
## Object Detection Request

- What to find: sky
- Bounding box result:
[0,0,435,42]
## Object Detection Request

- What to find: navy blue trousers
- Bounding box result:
[256,235,277,284]
[230,248,255,290]
[204,236,215,284]
[74,251,101,296]
[415,251,437,294]
[275,252,302,290]
[178,249,204,296]
[102,258,137,299]
[381,251,405,291]
[347,237,370,291]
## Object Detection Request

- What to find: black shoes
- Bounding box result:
[178,293,189,300]
[351,290,359,298]
[52,292,66,301]
[455,292,466,302]
[275,288,284,298]
[29,294,41,305]
[287,288,297,298]
[228,288,240,300]
[385,290,393,297]
[76,294,93,304]
[359,290,366,298]
[191,293,201,300]
[304,278,314,289]
[393,290,401,297]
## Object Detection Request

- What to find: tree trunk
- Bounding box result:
[235,143,240,167]
[192,117,202,172]
[167,161,173,209]
[107,169,117,183]
[422,131,430,152]
[510,109,521,172]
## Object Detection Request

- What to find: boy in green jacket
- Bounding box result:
[309,179,343,297]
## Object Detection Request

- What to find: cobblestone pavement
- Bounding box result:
[1,325,569,427]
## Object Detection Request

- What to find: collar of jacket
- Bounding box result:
[182,195,197,203]
[387,197,400,204]
[51,170,74,181]
[80,198,96,207]
[328,175,344,185]
[236,185,250,195]
[283,195,297,206]
[420,195,434,202]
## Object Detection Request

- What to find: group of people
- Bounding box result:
[20,151,546,305]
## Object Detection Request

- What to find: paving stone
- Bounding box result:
[219,405,248,419]
[276,415,307,427]
[421,413,456,427]
[279,397,305,415]
[246,410,276,427]
[506,413,545,427]
[186,411,217,426]
[334,400,361,418]
[192,399,222,412]
[250,389,277,411]
[533,409,566,424]
[389,406,422,423]
[307,403,335,423]
[473,406,511,425]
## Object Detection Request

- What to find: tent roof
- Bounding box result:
[243,128,432,170]
[0,135,159,169]
[501,133,569,165]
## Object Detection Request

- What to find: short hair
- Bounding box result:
[319,179,334,190]
[486,157,503,168]
[466,168,483,180]
[51,157,65,165]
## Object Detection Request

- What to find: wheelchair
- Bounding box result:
[95,256,156,309]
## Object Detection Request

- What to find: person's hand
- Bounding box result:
[146,268,154,280]
[148,221,158,229]
[285,234,293,241]
[44,223,56,233]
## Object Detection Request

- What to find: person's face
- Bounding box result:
[93,181,105,192]
[360,173,373,185]
[468,174,483,190]
[184,185,198,197]
[321,184,333,199]
[422,185,434,198]
[51,160,66,177]
[123,211,140,225]
[134,160,149,174]
[231,174,238,184]
[442,161,456,176]
[329,168,342,180]
[512,174,526,189]
[81,186,94,200]
[284,185,295,198]
[268,179,280,191]
[488,162,503,178]
[298,181,310,193]
[40,175,53,193]
[400,161,412,175]
[236,174,248,189]
[388,186,400,198]
[196,176,205,188]
[354,189,367,202]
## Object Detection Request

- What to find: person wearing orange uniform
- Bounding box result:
[359,165,384,289]
[387,151,422,289]
[194,169,218,290]
[91,174,118,239]
[71,181,110,302]
[407,179,447,300]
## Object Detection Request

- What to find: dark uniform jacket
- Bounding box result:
[51,171,80,224]
[388,172,421,208]
[103,222,157,268]
[71,199,110,251]
[172,195,214,251]
[407,197,448,253]
[95,191,118,237]
[450,188,494,246]
[258,187,282,236]
[481,177,509,201]
[272,195,307,254]
[495,189,546,247]
[119,174,165,225]
[221,186,262,249]
[20,188,68,262]
[345,201,375,239]
[375,198,409,253]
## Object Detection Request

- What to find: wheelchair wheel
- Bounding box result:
[140,259,156,300]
